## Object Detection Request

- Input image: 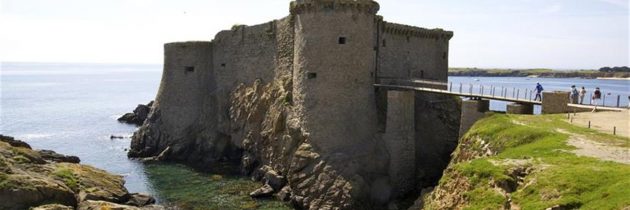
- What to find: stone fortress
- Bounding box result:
[129,0,461,209]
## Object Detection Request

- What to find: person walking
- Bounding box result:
[579,87,586,104]
[534,83,544,101]
[591,87,602,112]
[570,85,579,104]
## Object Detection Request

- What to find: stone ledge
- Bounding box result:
[290,0,380,15]
[383,22,453,39]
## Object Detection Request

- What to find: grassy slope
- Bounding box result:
[430,114,630,210]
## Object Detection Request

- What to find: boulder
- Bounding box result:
[39,150,81,163]
[0,135,160,210]
[275,186,292,202]
[118,101,153,126]
[264,169,286,191]
[249,184,275,198]
[125,193,156,207]
[79,200,165,210]
[0,175,77,210]
[0,134,31,149]
[31,204,74,210]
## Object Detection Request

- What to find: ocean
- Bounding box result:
[0,62,291,209]
[1,62,628,208]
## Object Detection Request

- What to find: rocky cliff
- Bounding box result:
[0,135,162,210]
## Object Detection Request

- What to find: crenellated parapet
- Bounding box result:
[290,0,380,15]
[383,22,453,40]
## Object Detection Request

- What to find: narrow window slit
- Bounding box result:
[338,37,347,45]
[307,72,317,79]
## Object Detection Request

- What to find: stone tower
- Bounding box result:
[291,0,380,153]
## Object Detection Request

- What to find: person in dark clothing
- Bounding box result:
[534,83,544,101]
[591,87,602,112]
[570,85,579,104]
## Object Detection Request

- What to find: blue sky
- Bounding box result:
[1,0,628,69]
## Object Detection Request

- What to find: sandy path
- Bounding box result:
[567,135,630,164]
[567,110,630,138]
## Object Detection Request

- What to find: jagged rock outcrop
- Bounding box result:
[118,101,154,126]
[229,78,382,209]
[39,150,81,163]
[0,135,162,210]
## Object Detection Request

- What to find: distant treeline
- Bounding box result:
[449,68,630,78]
[599,66,630,72]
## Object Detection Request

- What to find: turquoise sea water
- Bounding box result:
[1,62,627,208]
[0,62,290,209]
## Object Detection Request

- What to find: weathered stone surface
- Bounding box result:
[0,174,77,210]
[459,99,489,137]
[39,150,81,163]
[79,200,164,210]
[31,204,74,210]
[125,193,157,207]
[0,134,32,149]
[507,103,534,115]
[542,91,570,114]
[264,169,287,191]
[0,135,161,209]
[275,186,292,202]
[250,184,275,198]
[118,101,153,126]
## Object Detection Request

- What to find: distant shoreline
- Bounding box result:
[449,68,630,79]
[596,77,630,80]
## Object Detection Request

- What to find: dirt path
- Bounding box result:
[567,110,630,138]
[567,135,630,164]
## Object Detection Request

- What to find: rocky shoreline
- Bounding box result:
[118,101,154,126]
[0,135,163,210]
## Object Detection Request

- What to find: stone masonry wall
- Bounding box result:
[377,22,452,81]
[383,91,416,197]
[129,41,216,160]
[292,4,379,154]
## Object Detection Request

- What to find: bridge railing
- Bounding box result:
[445,82,629,108]
[375,78,629,108]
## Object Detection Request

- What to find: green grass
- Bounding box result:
[144,163,291,210]
[451,114,630,210]
[52,167,79,191]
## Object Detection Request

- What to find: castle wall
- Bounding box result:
[377,22,451,82]
[140,41,214,156]
[132,1,457,208]
[292,5,379,153]
[211,20,287,138]
[383,90,416,197]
